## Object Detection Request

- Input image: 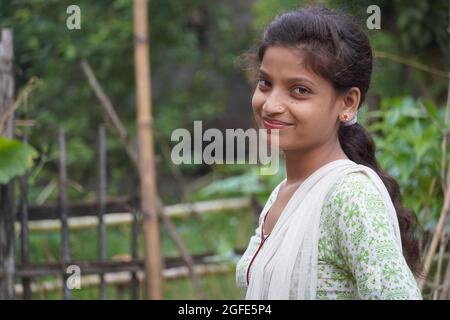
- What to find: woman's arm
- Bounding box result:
[330,172,423,300]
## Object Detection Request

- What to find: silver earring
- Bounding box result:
[341,114,358,126]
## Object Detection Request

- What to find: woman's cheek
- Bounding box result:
[287,101,311,124]
[289,103,316,137]
[251,91,264,111]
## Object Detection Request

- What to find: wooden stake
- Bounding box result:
[58,128,71,300]
[133,0,162,299]
[0,28,16,300]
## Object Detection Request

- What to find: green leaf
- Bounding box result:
[0,137,38,184]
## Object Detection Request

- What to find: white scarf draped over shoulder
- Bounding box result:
[245,159,402,300]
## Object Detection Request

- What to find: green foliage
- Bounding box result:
[0,137,37,184]
[197,162,286,203]
[364,97,448,230]
[252,0,302,29]
[394,0,448,54]
[0,0,254,202]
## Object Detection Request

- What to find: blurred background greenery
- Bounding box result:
[0,0,449,299]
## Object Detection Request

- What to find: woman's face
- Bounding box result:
[252,46,343,152]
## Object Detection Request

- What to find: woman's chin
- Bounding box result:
[265,135,290,150]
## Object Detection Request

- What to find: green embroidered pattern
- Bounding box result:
[316,172,422,300]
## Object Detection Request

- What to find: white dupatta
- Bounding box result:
[245,159,403,300]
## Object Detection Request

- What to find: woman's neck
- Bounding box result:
[282,139,348,186]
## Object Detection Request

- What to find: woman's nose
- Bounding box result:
[262,89,286,113]
[262,101,285,114]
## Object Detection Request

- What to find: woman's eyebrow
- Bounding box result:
[257,69,271,78]
[285,76,315,86]
[258,69,315,86]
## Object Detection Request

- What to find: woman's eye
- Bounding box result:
[257,79,270,89]
[293,86,310,95]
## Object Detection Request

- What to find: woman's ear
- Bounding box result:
[339,87,360,119]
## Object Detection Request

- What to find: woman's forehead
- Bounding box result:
[260,46,323,85]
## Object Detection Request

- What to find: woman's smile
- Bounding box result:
[262,116,294,130]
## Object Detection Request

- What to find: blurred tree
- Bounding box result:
[0,0,254,203]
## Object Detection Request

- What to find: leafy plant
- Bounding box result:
[0,136,37,184]
[364,96,448,231]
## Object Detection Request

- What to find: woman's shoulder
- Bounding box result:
[321,170,387,222]
[320,170,391,249]
[325,171,381,204]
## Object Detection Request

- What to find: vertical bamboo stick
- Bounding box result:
[133,0,163,299]
[19,135,31,299]
[130,205,139,299]
[130,179,140,300]
[58,128,71,300]
[98,126,107,299]
[0,28,15,300]
[0,29,14,137]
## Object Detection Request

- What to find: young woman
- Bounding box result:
[235,6,423,300]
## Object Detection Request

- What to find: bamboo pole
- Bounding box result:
[19,135,31,299]
[58,128,71,300]
[14,264,233,296]
[14,197,251,233]
[439,258,450,299]
[0,28,15,300]
[97,126,107,299]
[133,0,162,299]
[80,61,138,168]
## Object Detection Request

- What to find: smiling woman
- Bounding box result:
[235,6,423,300]
[252,46,347,152]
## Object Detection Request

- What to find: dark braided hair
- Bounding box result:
[253,6,422,276]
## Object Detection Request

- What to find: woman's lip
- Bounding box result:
[262,117,293,129]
